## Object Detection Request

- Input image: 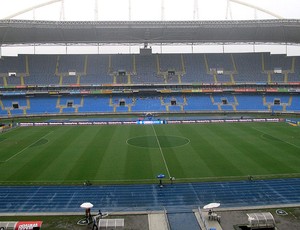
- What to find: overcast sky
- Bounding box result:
[1,0,300,21]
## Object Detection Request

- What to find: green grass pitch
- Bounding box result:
[0,122,299,185]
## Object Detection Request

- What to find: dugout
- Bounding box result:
[0,221,42,230]
[247,212,275,229]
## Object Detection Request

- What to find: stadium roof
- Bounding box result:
[0,19,300,45]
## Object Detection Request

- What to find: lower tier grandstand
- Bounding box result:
[1,93,299,117]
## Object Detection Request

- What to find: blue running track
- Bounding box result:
[0,178,299,213]
[168,212,200,230]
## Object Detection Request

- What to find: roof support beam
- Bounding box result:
[3,0,62,20]
[229,0,283,19]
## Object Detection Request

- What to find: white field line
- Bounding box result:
[251,126,300,149]
[126,135,190,149]
[0,126,20,135]
[0,178,158,184]
[1,173,300,184]
[0,129,47,144]
[178,172,300,181]
[4,131,53,162]
[151,125,171,178]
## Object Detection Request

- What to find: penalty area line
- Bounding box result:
[4,131,53,163]
[252,126,300,149]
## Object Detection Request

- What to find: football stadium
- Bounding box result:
[0,0,300,229]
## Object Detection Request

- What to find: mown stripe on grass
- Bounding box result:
[1,123,299,185]
[124,126,153,179]
[212,123,299,175]
[250,125,300,173]
[0,128,51,162]
[92,125,128,180]
[4,131,53,162]
[218,123,272,175]
[5,126,79,182]
[61,126,108,182]
[153,125,189,178]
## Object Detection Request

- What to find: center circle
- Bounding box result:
[127,135,190,148]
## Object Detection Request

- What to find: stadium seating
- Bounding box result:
[135,55,163,84]
[183,54,213,83]
[78,96,113,113]
[110,54,133,73]
[57,55,85,74]
[132,96,165,112]
[233,53,266,83]
[263,54,292,71]
[0,56,26,74]
[27,96,59,114]
[235,95,267,111]
[1,93,300,116]
[26,55,57,85]
[0,52,300,116]
[184,95,219,111]
[288,96,300,111]
[289,57,300,82]
[1,53,300,85]
[1,96,29,116]
[83,55,112,84]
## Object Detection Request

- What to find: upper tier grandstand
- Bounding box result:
[0,52,299,86]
